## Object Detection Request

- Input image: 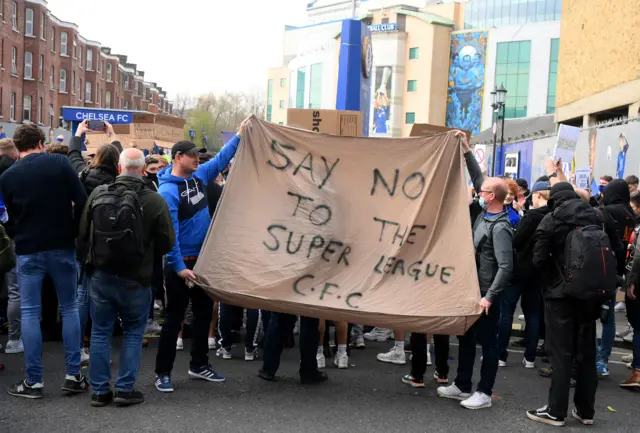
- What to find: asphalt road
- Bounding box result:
[0,337,636,433]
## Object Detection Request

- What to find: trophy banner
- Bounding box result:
[194,117,482,335]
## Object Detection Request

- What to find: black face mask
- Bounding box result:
[146,173,158,185]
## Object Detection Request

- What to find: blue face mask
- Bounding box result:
[598,184,606,193]
[479,197,489,210]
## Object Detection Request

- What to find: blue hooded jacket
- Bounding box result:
[158,135,240,273]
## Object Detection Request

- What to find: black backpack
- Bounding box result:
[556,209,617,300]
[89,182,145,271]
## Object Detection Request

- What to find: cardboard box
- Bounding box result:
[410,123,471,142]
[287,109,362,137]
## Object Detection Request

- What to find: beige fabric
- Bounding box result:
[194,117,482,335]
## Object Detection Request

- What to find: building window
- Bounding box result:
[78,47,82,67]
[296,67,306,109]
[85,81,92,102]
[40,12,45,39]
[106,91,111,108]
[309,63,322,109]
[78,79,82,101]
[50,65,54,88]
[39,54,43,81]
[124,100,129,109]
[86,49,93,70]
[405,112,416,124]
[547,38,559,114]
[106,63,112,81]
[11,47,17,75]
[10,92,16,120]
[464,0,563,29]
[24,51,33,78]
[60,32,68,55]
[60,69,67,93]
[266,79,273,121]
[71,71,76,94]
[407,80,417,92]
[11,1,17,30]
[279,100,285,109]
[134,81,139,95]
[495,40,531,119]
[25,8,34,36]
[48,104,53,127]
[409,47,419,60]
[50,28,55,52]
[38,97,43,124]
[0,39,3,69]
[73,39,77,58]
[381,18,390,24]
[23,95,31,121]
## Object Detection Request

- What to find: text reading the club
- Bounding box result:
[267,140,340,189]
[293,274,363,309]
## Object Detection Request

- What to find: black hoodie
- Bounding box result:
[601,179,635,251]
[533,183,625,299]
[68,136,122,195]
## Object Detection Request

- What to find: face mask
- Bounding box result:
[147,173,158,185]
[479,197,489,210]
[598,184,606,193]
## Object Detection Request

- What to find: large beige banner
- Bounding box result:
[194,118,482,335]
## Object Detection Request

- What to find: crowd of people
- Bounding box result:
[0,123,637,428]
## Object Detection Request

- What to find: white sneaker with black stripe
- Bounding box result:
[526,405,566,427]
[188,364,225,382]
[8,379,44,399]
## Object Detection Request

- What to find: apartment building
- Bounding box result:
[0,0,173,131]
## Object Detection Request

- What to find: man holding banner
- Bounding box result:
[437,131,513,410]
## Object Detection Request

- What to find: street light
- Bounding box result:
[491,84,507,176]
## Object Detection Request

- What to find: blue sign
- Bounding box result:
[62,107,134,124]
[368,23,397,33]
[336,20,372,137]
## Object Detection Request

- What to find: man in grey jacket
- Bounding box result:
[438,131,514,410]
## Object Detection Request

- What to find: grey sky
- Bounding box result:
[49,0,307,100]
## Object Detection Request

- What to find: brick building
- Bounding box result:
[0,0,173,131]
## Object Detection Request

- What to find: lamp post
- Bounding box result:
[490,84,507,176]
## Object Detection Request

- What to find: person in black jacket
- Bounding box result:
[596,179,635,376]
[68,120,122,365]
[497,181,551,368]
[527,182,624,427]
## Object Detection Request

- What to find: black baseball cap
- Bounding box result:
[171,140,207,159]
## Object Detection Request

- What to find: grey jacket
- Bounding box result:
[465,151,514,302]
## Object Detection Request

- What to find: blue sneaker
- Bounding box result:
[596,362,610,378]
[188,364,225,382]
[155,375,174,393]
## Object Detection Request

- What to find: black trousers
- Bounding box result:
[261,313,319,378]
[410,333,450,380]
[545,298,599,419]
[155,259,213,375]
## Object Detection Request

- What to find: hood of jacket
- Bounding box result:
[603,179,631,206]
[0,155,16,177]
[552,196,600,226]
[81,164,118,195]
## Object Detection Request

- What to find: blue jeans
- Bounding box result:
[18,249,80,384]
[89,270,151,394]
[626,296,640,370]
[76,262,90,347]
[597,296,616,365]
[498,280,543,362]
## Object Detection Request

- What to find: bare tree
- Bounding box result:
[174,93,195,118]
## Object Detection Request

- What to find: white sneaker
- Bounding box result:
[5,339,24,354]
[617,326,633,339]
[245,348,258,361]
[615,301,626,312]
[176,337,184,351]
[518,314,525,321]
[499,360,507,367]
[460,391,493,410]
[623,332,634,343]
[523,358,535,369]
[377,348,406,365]
[427,348,432,366]
[352,335,366,348]
[81,347,90,364]
[208,337,217,350]
[154,300,162,311]
[437,383,471,401]
[364,327,392,342]
[621,354,633,363]
[316,352,326,369]
[334,352,349,369]
[145,319,162,335]
[217,347,232,360]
